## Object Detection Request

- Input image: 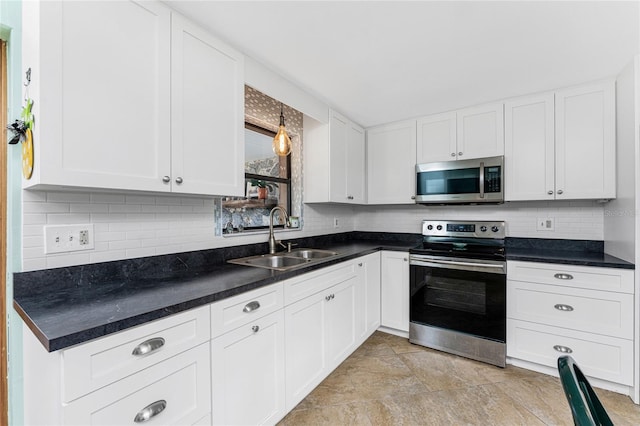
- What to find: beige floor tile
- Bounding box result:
[281,332,640,426]
[597,389,640,426]
[279,401,373,426]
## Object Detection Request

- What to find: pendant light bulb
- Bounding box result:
[273,104,292,157]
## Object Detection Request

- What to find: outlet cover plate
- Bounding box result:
[44,224,95,254]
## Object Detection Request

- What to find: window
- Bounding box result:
[221,123,291,233]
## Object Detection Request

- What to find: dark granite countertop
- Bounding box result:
[14,232,419,352]
[14,232,634,353]
[505,237,635,269]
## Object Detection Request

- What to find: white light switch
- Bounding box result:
[44,224,95,254]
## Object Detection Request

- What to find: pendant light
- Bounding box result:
[273,103,292,156]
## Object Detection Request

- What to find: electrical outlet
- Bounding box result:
[536,217,555,231]
[333,217,339,228]
[44,224,95,254]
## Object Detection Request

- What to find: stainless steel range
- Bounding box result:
[409,220,506,367]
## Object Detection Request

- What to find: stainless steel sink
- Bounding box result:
[228,249,340,271]
[285,249,339,259]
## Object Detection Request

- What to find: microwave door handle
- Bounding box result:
[479,161,485,198]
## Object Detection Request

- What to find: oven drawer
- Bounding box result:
[507,281,633,339]
[507,319,633,385]
[507,261,634,294]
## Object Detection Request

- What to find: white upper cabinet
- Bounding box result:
[304,110,366,204]
[417,103,504,164]
[23,1,244,196]
[504,93,555,201]
[555,81,616,200]
[23,0,171,192]
[367,120,417,204]
[171,14,244,196]
[505,80,615,201]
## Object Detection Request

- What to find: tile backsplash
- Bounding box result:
[23,188,605,271]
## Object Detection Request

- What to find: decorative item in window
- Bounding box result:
[272,103,292,157]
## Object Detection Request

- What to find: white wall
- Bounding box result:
[604,57,639,263]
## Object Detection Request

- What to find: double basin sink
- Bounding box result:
[228,249,340,271]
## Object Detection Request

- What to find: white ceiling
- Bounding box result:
[165,1,640,128]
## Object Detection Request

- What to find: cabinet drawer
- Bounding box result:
[507,261,634,294]
[507,280,633,339]
[62,306,210,402]
[211,282,283,338]
[507,320,633,385]
[284,259,358,305]
[63,343,211,425]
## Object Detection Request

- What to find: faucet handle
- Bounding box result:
[286,242,298,252]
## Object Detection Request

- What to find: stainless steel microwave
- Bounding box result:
[415,155,504,204]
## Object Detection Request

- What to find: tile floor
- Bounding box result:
[279,331,640,425]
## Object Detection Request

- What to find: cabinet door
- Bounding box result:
[504,93,555,201]
[171,14,244,196]
[416,112,457,163]
[30,1,171,192]
[325,276,358,370]
[456,103,504,160]
[284,290,328,411]
[329,111,349,202]
[555,80,616,200]
[380,251,410,332]
[345,122,367,203]
[355,253,381,342]
[211,311,286,426]
[367,120,417,204]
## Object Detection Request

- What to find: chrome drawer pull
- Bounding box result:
[132,337,165,356]
[134,400,167,423]
[243,301,261,313]
[554,304,574,312]
[553,345,573,354]
[554,273,574,280]
[252,325,260,333]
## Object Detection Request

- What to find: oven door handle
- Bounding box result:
[410,257,505,274]
[479,161,485,199]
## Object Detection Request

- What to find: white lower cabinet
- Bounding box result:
[507,261,635,388]
[284,274,358,411]
[211,310,286,425]
[64,343,211,425]
[23,254,383,426]
[380,251,410,333]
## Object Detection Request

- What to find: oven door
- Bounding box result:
[409,255,506,343]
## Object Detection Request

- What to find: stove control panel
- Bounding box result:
[421,220,505,238]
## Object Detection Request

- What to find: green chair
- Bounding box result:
[557,355,614,426]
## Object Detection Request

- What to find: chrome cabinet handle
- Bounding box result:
[347,195,354,200]
[557,189,563,195]
[252,325,260,333]
[358,263,363,267]
[458,152,463,156]
[451,152,456,157]
[553,345,573,354]
[162,176,171,183]
[243,301,261,313]
[134,400,167,423]
[325,294,335,301]
[132,337,165,356]
[554,273,574,280]
[547,190,553,195]
[175,177,183,184]
[403,258,408,262]
[411,195,416,200]
[554,304,574,312]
